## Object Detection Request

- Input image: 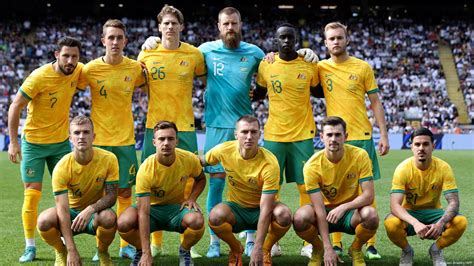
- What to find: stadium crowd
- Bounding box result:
[0,16,472,137]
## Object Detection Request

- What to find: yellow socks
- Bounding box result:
[351,224,377,250]
[384,216,409,249]
[297,184,311,206]
[117,196,132,248]
[23,189,41,241]
[151,231,163,247]
[263,221,291,252]
[331,232,343,248]
[209,222,241,253]
[436,215,468,249]
[38,227,65,252]
[295,224,323,250]
[118,229,141,249]
[97,225,117,252]
[181,226,205,250]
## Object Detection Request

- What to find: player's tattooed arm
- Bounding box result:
[439,192,460,226]
[90,183,118,213]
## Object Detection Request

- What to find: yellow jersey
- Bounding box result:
[138,42,206,131]
[391,156,458,210]
[135,148,203,205]
[52,148,119,210]
[256,56,318,142]
[304,144,373,208]
[20,62,84,144]
[80,57,145,146]
[318,57,378,141]
[205,141,280,208]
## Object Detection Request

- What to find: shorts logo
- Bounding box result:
[247,177,257,185]
[71,81,77,87]
[26,168,35,177]
[180,175,188,184]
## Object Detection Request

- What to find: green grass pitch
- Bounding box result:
[1,150,473,265]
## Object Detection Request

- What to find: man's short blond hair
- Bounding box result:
[157,4,184,24]
[70,115,94,132]
[324,22,348,38]
[102,19,126,37]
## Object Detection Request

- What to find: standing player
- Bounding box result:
[137,5,206,256]
[384,127,467,266]
[205,115,292,266]
[254,23,319,256]
[37,115,118,266]
[7,36,84,263]
[293,116,379,266]
[117,121,206,266]
[316,21,389,259]
[79,19,145,260]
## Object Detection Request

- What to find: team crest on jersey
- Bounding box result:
[124,76,132,82]
[240,57,248,62]
[346,172,356,180]
[26,168,35,177]
[247,177,257,185]
[179,60,190,66]
[431,184,440,190]
[297,73,307,80]
[180,175,188,184]
[71,81,77,87]
[96,176,105,182]
[348,74,358,80]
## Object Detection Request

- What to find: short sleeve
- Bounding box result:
[20,72,41,100]
[256,61,267,88]
[134,63,146,87]
[261,162,280,195]
[310,63,319,87]
[303,162,321,194]
[391,164,407,194]
[358,150,373,183]
[194,50,206,77]
[135,159,152,197]
[442,164,458,194]
[105,154,119,184]
[364,63,378,94]
[205,144,222,166]
[76,64,89,90]
[190,154,204,179]
[52,159,70,196]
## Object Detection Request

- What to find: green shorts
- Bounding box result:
[133,204,196,233]
[223,201,260,233]
[204,127,235,173]
[263,139,314,185]
[69,208,97,235]
[141,128,198,162]
[405,209,445,236]
[326,207,356,235]
[346,139,381,180]
[21,138,71,183]
[95,145,138,188]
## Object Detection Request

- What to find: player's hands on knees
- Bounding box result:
[8,142,22,163]
[324,247,343,266]
[424,222,443,240]
[180,199,202,213]
[67,249,82,266]
[71,208,94,232]
[139,252,153,266]
[326,205,346,224]
[297,48,319,63]
[263,52,277,63]
[413,222,431,239]
[249,248,263,266]
[141,36,161,51]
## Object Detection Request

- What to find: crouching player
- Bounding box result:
[205,115,292,265]
[117,121,206,266]
[384,127,467,266]
[37,115,118,266]
[293,116,379,266]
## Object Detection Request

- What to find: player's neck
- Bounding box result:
[239,147,258,160]
[74,148,94,165]
[330,52,350,64]
[103,54,123,65]
[325,148,344,164]
[279,51,298,61]
[52,62,66,76]
[162,38,180,50]
[414,157,432,171]
[157,153,176,166]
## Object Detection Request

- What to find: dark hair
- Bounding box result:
[218,7,241,22]
[153,120,178,135]
[411,127,434,143]
[321,116,346,133]
[57,36,81,53]
[157,4,184,24]
[236,115,260,128]
[277,22,296,31]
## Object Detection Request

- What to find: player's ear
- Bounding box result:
[101,37,106,47]
[54,50,60,60]
[179,24,184,32]
[346,37,350,46]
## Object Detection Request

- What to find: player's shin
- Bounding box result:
[117,196,132,247]
[384,216,409,249]
[97,225,117,252]
[351,224,377,250]
[118,229,142,249]
[262,221,291,252]
[209,222,242,253]
[181,226,205,250]
[436,215,468,249]
[22,189,42,244]
[295,224,323,250]
[38,227,65,252]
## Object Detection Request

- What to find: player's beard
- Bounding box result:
[220,31,242,49]
[58,63,76,75]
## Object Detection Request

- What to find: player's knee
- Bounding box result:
[117,211,137,232]
[97,209,117,229]
[450,215,468,232]
[293,207,312,230]
[37,208,56,231]
[384,215,403,235]
[273,204,292,227]
[185,212,204,230]
[209,206,227,226]
[360,206,379,229]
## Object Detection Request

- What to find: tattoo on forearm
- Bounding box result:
[90,183,118,213]
[439,192,459,226]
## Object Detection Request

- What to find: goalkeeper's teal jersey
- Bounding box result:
[199,40,264,128]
